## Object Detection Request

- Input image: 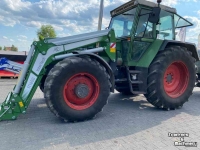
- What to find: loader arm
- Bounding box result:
[0,29,116,121]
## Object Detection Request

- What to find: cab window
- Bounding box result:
[135,9,153,38]
[156,10,174,40]
[109,8,136,38]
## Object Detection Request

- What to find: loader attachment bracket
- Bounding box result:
[0,92,26,121]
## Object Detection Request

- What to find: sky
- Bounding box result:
[0,0,200,51]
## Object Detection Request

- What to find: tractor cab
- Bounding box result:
[108,0,193,63]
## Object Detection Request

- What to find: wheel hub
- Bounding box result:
[63,73,100,110]
[75,84,89,99]
[166,74,173,83]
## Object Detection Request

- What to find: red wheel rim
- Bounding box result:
[63,73,100,110]
[163,61,189,98]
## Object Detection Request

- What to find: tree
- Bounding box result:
[37,25,56,41]
[3,46,6,51]
[0,46,2,50]
[11,45,18,51]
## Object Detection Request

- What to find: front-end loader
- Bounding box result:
[0,0,199,122]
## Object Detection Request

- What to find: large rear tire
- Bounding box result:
[44,56,111,122]
[145,46,196,110]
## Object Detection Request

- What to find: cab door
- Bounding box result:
[129,8,176,66]
[130,9,155,62]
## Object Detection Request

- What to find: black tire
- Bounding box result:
[39,75,46,93]
[40,63,57,93]
[44,56,111,122]
[145,46,196,110]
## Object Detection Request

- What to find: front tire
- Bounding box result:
[39,75,46,93]
[44,56,111,122]
[145,46,196,110]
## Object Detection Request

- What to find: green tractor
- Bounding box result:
[0,0,198,122]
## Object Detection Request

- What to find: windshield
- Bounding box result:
[109,8,136,38]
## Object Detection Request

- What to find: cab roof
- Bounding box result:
[110,0,177,17]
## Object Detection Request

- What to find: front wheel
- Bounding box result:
[44,56,111,122]
[145,46,196,110]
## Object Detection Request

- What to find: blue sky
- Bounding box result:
[0,0,200,51]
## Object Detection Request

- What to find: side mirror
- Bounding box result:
[149,7,161,24]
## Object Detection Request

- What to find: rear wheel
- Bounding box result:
[145,46,196,110]
[44,56,111,122]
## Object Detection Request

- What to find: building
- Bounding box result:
[3,46,18,51]
[4,47,12,51]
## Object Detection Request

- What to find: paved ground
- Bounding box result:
[0,79,200,150]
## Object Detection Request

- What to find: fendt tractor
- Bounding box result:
[0,0,199,122]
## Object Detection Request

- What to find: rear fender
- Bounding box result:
[160,40,199,61]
